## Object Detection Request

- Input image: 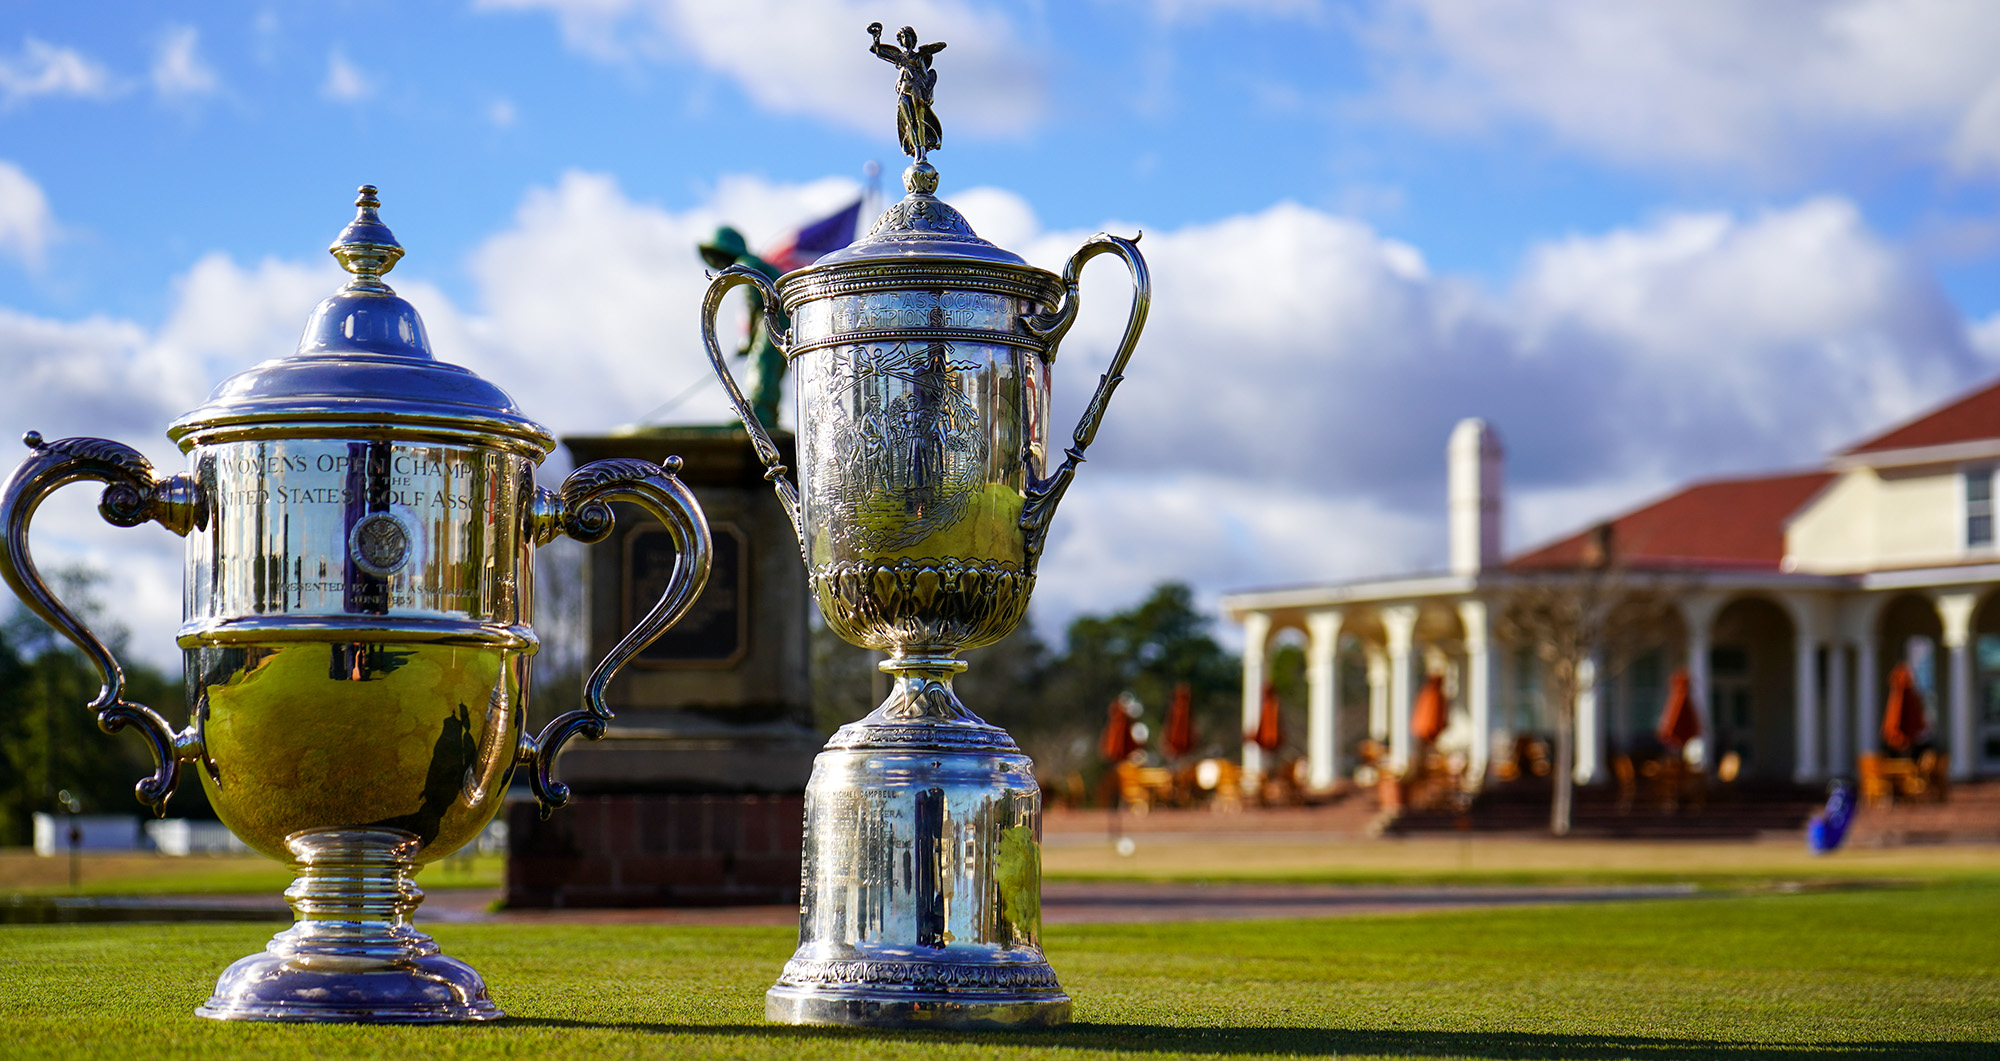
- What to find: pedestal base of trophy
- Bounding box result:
[769,666,1070,1030]
[766,983,1072,1030]
[195,827,502,1023]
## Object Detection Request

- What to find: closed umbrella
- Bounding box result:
[1882,662,1928,752]
[1098,697,1138,762]
[1163,682,1196,760]
[1411,673,1448,744]
[1249,682,1282,753]
[1657,668,1700,748]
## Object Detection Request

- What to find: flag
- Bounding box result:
[1098,698,1138,762]
[1882,662,1927,752]
[1657,668,1700,748]
[1249,683,1282,753]
[764,199,864,273]
[1163,682,1195,760]
[1411,673,1448,744]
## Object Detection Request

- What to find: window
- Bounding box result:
[1967,468,1994,548]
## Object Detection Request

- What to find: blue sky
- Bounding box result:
[5,0,2000,661]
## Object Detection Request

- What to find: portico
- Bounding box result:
[1224,389,2000,794]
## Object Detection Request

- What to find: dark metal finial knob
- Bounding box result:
[330,183,404,293]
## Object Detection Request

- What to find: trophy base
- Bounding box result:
[195,826,503,1024]
[196,948,503,1024]
[768,660,1070,1030]
[766,985,1071,1029]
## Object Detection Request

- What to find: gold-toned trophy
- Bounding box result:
[703,24,1150,1029]
[0,188,712,1022]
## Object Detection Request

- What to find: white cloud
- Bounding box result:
[151,25,219,99]
[322,49,372,102]
[488,98,518,128]
[476,0,1045,139]
[1366,0,2000,179]
[0,38,117,106]
[0,161,55,268]
[1,177,1985,665]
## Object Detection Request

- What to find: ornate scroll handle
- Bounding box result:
[702,263,804,557]
[0,432,208,815]
[1019,233,1151,562]
[522,457,712,818]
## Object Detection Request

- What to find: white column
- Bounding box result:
[1458,598,1494,787]
[1304,610,1342,791]
[1366,646,1389,742]
[1574,649,1603,785]
[1826,639,1850,777]
[1680,593,1724,774]
[1381,605,1420,775]
[1240,611,1271,783]
[1855,629,1879,760]
[1938,591,1978,781]
[1790,596,1823,785]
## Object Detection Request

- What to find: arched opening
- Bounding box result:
[1969,590,2000,770]
[1709,597,1796,783]
[1608,607,1690,760]
[1876,593,1943,755]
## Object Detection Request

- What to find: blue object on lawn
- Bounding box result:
[1807,779,1855,855]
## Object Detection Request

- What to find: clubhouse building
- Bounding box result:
[1221,379,2000,793]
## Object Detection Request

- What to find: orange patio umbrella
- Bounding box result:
[1248,682,1282,753]
[1882,662,1928,752]
[1411,673,1448,744]
[1162,682,1196,760]
[1657,667,1701,748]
[1098,697,1139,762]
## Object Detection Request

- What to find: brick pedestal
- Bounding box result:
[505,794,804,908]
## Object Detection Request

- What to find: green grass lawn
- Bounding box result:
[1042,835,2000,889]
[0,851,502,897]
[3,879,1995,1059]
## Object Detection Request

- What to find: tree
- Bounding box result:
[1043,583,1240,779]
[0,567,184,845]
[1495,526,1678,835]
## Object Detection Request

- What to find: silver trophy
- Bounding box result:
[0,187,712,1022]
[702,24,1150,1029]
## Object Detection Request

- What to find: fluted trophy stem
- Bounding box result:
[197,828,502,1022]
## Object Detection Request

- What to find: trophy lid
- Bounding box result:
[807,160,1028,269]
[167,186,556,455]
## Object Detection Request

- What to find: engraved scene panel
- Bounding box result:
[186,439,531,626]
[798,334,1047,569]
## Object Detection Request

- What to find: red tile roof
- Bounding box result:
[1843,376,2000,455]
[1508,470,1835,571]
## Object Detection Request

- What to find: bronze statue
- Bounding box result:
[867,23,945,162]
[698,226,787,432]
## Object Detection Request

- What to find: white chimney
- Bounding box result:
[1448,418,1503,576]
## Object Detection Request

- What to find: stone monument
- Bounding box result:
[505,426,819,907]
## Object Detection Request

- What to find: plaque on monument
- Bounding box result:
[629,520,748,666]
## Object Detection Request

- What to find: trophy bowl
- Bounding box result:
[0,188,712,1023]
[702,24,1149,1029]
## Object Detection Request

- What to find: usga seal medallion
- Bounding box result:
[348,511,414,577]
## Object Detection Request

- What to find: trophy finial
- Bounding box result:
[329,183,405,293]
[866,22,946,181]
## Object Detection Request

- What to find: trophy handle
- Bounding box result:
[0,432,207,815]
[701,263,805,557]
[523,457,713,817]
[1019,233,1151,562]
